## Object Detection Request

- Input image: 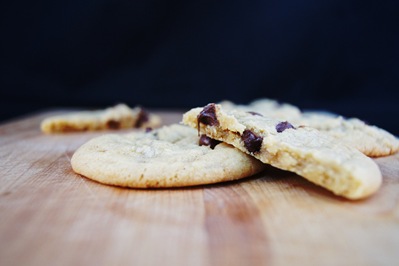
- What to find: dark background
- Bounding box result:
[1,0,398,134]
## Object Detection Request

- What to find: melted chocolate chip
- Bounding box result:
[134,108,149,128]
[199,134,221,149]
[276,121,295,133]
[241,130,263,153]
[106,120,121,129]
[247,111,263,117]
[197,103,219,128]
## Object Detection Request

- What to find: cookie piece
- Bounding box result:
[71,124,266,188]
[183,103,382,199]
[41,104,161,133]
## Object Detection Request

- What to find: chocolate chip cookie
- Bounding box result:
[71,124,266,188]
[41,104,161,133]
[183,103,382,199]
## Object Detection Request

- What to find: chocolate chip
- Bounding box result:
[106,120,121,129]
[247,111,263,117]
[199,134,221,149]
[145,127,153,133]
[134,108,149,128]
[276,121,295,133]
[241,130,263,153]
[197,103,219,127]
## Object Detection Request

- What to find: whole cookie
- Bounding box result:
[183,103,382,199]
[71,124,266,188]
[41,103,161,133]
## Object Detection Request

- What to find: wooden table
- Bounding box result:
[1,111,398,266]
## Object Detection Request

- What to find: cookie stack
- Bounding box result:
[47,100,399,200]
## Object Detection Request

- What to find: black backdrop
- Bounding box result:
[1,0,398,134]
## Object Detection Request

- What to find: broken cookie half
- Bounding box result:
[182,103,382,200]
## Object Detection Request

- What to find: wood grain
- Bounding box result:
[0,110,398,266]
